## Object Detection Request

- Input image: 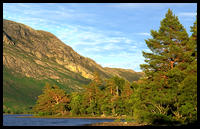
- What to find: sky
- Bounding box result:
[3,3,197,72]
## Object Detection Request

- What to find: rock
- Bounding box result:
[35,60,45,66]
[35,51,42,59]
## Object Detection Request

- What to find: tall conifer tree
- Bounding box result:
[135,9,193,124]
[174,18,197,124]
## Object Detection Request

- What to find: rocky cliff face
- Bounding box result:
[3,19,143,110]
[3,19,143,90]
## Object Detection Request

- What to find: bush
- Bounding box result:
[133,109,152,124]
[38,112,52,116]
[125,116,134,122]
[150,113,180,125]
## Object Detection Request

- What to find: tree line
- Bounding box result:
[33,9,197,125]
[33,73,135,117]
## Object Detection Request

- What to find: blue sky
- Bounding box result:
[3,3,197,72]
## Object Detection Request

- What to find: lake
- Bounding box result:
[3,114,115,126]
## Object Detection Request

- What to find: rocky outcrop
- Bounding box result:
[3,19,143,90]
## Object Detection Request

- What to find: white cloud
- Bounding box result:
[177,12,197,17]
[113,3,160,8]
[128,46,137,51]
[54,23,136,51]
[104,43,123,50]
[105,37,132,44]
[4,3,96,24]
[82,47,102,52]
[124,39,133,44]
[80,43,124,52]
[112,3,196,9]
[136,32,151,36]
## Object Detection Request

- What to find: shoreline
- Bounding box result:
[6,114,148,126]
[16,115,121,119]
[85,122,148,126]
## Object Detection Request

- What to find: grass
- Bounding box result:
[3,66,44,111]
[3,66,89,113]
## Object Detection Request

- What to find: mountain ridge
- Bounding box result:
[3,19,142,82]
[3,19,143,112]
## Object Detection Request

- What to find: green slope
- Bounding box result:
[3,66,89,113]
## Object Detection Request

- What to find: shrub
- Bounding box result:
[38,111,52,116]
[150,113,180,125]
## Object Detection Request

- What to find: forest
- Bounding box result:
[33,9,197,125]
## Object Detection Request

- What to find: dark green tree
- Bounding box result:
[83,72,103,116]
[69,92,83,115]
[104,76,126,116]
[174,18,197,124]
[135,9,196,124]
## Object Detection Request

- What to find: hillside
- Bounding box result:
[3,19,143,112]
[104,67,144,82]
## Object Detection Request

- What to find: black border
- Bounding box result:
[2,0,199,128]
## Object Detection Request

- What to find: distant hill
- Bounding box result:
[3,19,143,112]
[104,67,144,82]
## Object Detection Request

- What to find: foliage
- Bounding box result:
[69,92,83,115]
[33,72,135,117]
[33,83,70,116]
[134,9,197,125]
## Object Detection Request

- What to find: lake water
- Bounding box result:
[3,114,115,126]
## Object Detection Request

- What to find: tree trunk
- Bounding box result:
[116,86,119,96]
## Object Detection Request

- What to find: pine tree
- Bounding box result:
[189,18,197,60]
[135,9,192,124]
[121,81,133,115]
[69,92,83,115]
[33,83,70,116]
[174,18,197,124]
[83,72,102,115]
[141,9,189,77]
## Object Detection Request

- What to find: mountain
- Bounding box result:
[3,19,143,112]
[104,67,144,82]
